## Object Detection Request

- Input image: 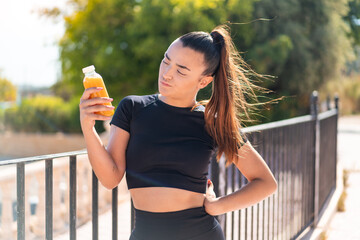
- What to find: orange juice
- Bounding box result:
[82,65,114,117]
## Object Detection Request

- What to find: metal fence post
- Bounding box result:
[334,94,339,110]
[210,154,222,224]
[326,95,331,110]
[16,163,25,240]
[310,91,320,227]
[69,155,77,240]
[334,93,339,186]
[92,171,99,240]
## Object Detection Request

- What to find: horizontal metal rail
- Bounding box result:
[0,150,88,166]
[242,114,313,132]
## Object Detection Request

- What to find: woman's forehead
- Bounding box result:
[166,39,206,69]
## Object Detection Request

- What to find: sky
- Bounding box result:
[0,0,67,88]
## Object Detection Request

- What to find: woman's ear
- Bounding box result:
[198,75,213,89]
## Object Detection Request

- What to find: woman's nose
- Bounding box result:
[162,66,173,80]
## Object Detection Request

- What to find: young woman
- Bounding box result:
[79,25,278,240]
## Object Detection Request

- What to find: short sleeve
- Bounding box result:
[110,96,133,132]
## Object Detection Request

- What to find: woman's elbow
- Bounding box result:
[102,178,121,190]
[104,184,119,190]
[269,178,278,194]
[101,171,124,190]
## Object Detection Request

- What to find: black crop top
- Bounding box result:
[110,94,247,194]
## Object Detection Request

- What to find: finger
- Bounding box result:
[80,87,103,101]
[83,104,115,114]
[88,113,113,121]
[80,97,113,108]
[207,185,214,194]
[206,190,216,199]
[206,179,216,197]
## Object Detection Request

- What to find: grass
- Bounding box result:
[337,190,347,212]
[319,231,328,240]
[337,169,350,212]
[343,169,349,188]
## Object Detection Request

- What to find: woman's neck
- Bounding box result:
[158,94,197,108]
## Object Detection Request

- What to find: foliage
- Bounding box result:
[42,0,357,125]
[319,74,360,115]
[49,0,257,101]
[0,109,4,132]
[337,189,347,212]
[337,169,350,212]
[247,0,354,118]
[343,169,349,188]
[344,1,360,74]
[252,0,353,94]
[345,0,360,47]
[3,95,86,133]
[0,75,17,102]
[319,231,328,240]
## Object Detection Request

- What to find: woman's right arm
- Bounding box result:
[79,87,130,189]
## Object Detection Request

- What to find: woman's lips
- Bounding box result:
[160,81,171,87]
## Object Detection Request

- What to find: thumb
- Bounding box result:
[207,179,213,188]
[206,179,214,194]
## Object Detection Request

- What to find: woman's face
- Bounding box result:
[158,39,212,101]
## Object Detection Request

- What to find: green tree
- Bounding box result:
[48,0,257,102]
[248,0,353,117]
[0,75,17,102]
[45,0,355,123]
[4,95,84,133]
[345,0,360,46]
[343,0,360,74]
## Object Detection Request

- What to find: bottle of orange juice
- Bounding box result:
[82,65,114,117]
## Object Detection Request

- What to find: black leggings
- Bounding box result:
[129,206,225,240]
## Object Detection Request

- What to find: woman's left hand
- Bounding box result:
[203,179,223,216]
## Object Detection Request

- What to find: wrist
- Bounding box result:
[81,124,96,136]
[204,196,224,216]
[81,120,95,131]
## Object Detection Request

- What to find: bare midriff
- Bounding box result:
[129,187,206,212]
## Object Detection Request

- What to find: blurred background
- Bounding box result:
[0,0,360,159]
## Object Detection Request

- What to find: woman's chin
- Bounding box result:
[158,86,169,96]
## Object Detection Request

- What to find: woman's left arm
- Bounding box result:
[204,140,278,216]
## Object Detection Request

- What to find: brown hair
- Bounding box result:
[180,25,281,167]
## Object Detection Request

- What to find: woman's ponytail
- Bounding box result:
[204,26,246,167]
[180,25,280,167]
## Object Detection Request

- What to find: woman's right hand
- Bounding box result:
[79,87,114,131]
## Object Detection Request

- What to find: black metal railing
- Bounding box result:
[318,111,338,215]
[203,91,338,240]
[0,91,338,240]
[0,151,121,240]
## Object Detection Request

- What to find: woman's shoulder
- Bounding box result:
[114,94,158,121]
[120,94,158,107]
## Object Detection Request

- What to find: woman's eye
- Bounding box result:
[162,60,169,65]
[177,70,186,76]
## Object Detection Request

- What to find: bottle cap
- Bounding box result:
[82,65,95,74]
